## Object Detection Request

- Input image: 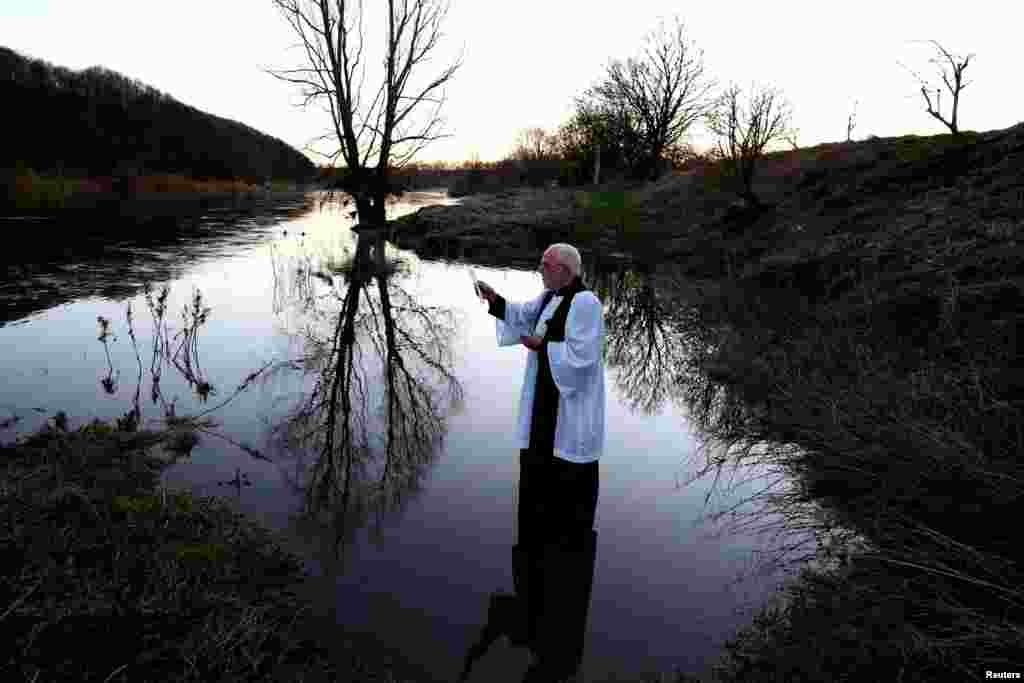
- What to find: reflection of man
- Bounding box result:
[472,243,605,680]
[459,529,597,683]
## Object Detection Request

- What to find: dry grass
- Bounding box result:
[0,418,436,682]
[563,124,1024,681]
[651,130,1024,680]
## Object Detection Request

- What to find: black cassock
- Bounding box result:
[486,275,599,546]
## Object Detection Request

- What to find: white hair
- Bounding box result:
[546,243,582,277]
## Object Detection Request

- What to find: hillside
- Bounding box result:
[0,46,315,183]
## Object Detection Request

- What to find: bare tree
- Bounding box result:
[265,0,463,228]
[781,127,800,151]
[900,40,973,136]
[584,16,714,180]
[846,99,858,142]
[705,83,793,206]
[511,127,558,161]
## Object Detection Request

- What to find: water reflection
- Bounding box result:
[1,194,809,678]
[264,230,464,565]
[461,494,598,683]
[589,258,695,416]
[0,197,314,327]
[399,235,706,419]
[586,256,812,578]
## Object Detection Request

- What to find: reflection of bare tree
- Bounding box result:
[589,256,816,578]
[650,265,820,580]
[267,232,462,562]
[589,257,697,415]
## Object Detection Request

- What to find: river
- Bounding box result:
[0,191,796,682]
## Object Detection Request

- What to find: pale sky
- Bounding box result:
[2,0,1020,166]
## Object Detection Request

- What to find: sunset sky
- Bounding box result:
[2,0,1020,166]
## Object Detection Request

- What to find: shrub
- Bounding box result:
[12,167,70,209]
[170,541,227,564]
[558,159,582,187]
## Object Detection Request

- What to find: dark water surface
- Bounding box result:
[0,192,796,681]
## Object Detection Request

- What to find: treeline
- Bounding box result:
[316,17,740,198]
[0,46,316,184]
[466,17,718,191]
[315,159,599,195]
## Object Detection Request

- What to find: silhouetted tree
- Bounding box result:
[782,128,800,151]
[505,127,564,186]
[551,99,644,184]
[900,40,973,136]
[511,127,558,162]
[265,0,464,230]
[582,16,714,180]
[705,83,793,206]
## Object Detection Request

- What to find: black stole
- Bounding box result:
[529,276,587,455]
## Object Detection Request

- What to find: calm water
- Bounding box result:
[0,192,797,681]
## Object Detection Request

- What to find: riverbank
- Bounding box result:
[387,178,655,269]
[2,187,315,221]
[0,412,708,683]
[0,413,445,682]
[388,122,1024,680]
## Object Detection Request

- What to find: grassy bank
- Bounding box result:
[0,414,440,682]
[656,125,1024,681]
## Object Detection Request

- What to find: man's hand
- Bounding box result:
[476,280,498,304]
[520,335,543,351]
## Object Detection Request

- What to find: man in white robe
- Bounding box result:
[475,243,605,678]
[476,242,605,539]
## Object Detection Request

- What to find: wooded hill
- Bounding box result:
[1,46,316,183]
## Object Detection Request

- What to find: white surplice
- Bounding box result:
[495,289,606,463]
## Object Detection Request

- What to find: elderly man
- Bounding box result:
[474,244,604,680]
[475,243,606,547]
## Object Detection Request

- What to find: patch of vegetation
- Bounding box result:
[0,416,438,682]
[2,162,310,214]
[9,165,72,210]
[658,122,1024,680]
[572,188,666,254]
